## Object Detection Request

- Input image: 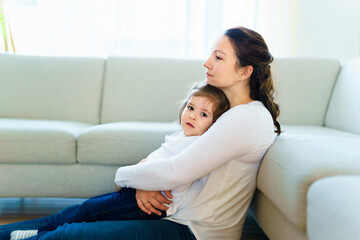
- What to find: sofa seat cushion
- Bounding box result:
[307,175,360,240]
[77,122,180,165]
[0,163,119,198]
[0,118,92,164]
[257,125,360,231]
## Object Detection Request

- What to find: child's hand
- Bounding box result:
[139,158,148,164]
[115,184,121,191]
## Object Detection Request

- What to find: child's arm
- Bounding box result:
[115,158,147,191]
[115,105,266,191]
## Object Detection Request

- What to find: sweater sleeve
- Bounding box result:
[115,104,265,191]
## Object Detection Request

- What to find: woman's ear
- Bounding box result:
[239,65,253,80]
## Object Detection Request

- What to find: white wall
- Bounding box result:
[291,0,360,62]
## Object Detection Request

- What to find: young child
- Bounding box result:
[10,82,230,240]
[116,82,231,216]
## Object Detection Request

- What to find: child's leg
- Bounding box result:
[37,190,130,232]
[38,188,166,233]
[71,188,166,221]
[1,189,167,239]
[0,215,53,240]
[0,192,130,240]
[92,188,166,222]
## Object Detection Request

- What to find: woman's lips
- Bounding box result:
[186,123,194,128]
[206,73,213,77]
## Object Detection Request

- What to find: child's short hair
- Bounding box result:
[179,82,230,124]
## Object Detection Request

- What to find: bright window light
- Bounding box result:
[3,0,292,59]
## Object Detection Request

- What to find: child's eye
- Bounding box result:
[187,106,194,110]
[200,112,207,117]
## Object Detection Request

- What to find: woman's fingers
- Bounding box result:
[136,197,151,215]
[136,190,152,215]
[146,191,169,214]
[149,198,168,212]
[135,189,168,215]
[163,190,173,200]
[145,201,163,216]
[154,192,172,205]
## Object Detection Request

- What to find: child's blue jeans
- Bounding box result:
[38,187,166,233]
[0,188,179,240]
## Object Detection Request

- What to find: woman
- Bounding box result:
[0,26,280,240]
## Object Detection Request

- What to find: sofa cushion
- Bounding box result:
[257,125,360,231]
[0,54,105,124]
[100,57,205,123]
[307,175,360,240]
[0,163,119,198]
[0,118,91,164]
[77,122,179,165]
[250,190,308,240]
[271,58,340,125]
[325,57,360,135]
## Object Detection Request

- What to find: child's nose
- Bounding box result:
[189,112,196,120]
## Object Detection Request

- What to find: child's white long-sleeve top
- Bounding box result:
[145,131,199,215]
[115,101,276,240]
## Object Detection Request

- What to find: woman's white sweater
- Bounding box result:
[115,101,275,240]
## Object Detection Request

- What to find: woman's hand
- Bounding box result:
[135,189,173,215]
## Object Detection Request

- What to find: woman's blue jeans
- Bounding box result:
[0,188,196,240]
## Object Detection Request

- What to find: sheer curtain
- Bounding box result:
[4,0,293,59]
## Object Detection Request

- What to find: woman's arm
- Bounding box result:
[115,105,264,191]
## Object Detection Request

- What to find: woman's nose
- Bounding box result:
[203,57,212,69]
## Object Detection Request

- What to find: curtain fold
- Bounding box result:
[5,0,291,58]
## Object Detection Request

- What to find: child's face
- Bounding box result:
[181,96,215,136]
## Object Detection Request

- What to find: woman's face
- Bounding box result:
[203,36,242,89]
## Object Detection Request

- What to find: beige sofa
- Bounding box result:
[1,54,359,239]
[250,57,360,240]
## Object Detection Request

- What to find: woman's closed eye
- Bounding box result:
[215,55,223,60]
[215,51,224,60]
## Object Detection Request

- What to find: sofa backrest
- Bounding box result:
[0,54,344,127]
[101,56,205,123]
[325,57,360,135]
[272,58,341,125]
[0,54,105,124]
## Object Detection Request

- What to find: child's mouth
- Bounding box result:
[186,123,194,128]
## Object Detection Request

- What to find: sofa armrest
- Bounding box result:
[307,175,360,240]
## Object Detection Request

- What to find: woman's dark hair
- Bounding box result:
[179,82,230,124]
[225,26,281,135]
